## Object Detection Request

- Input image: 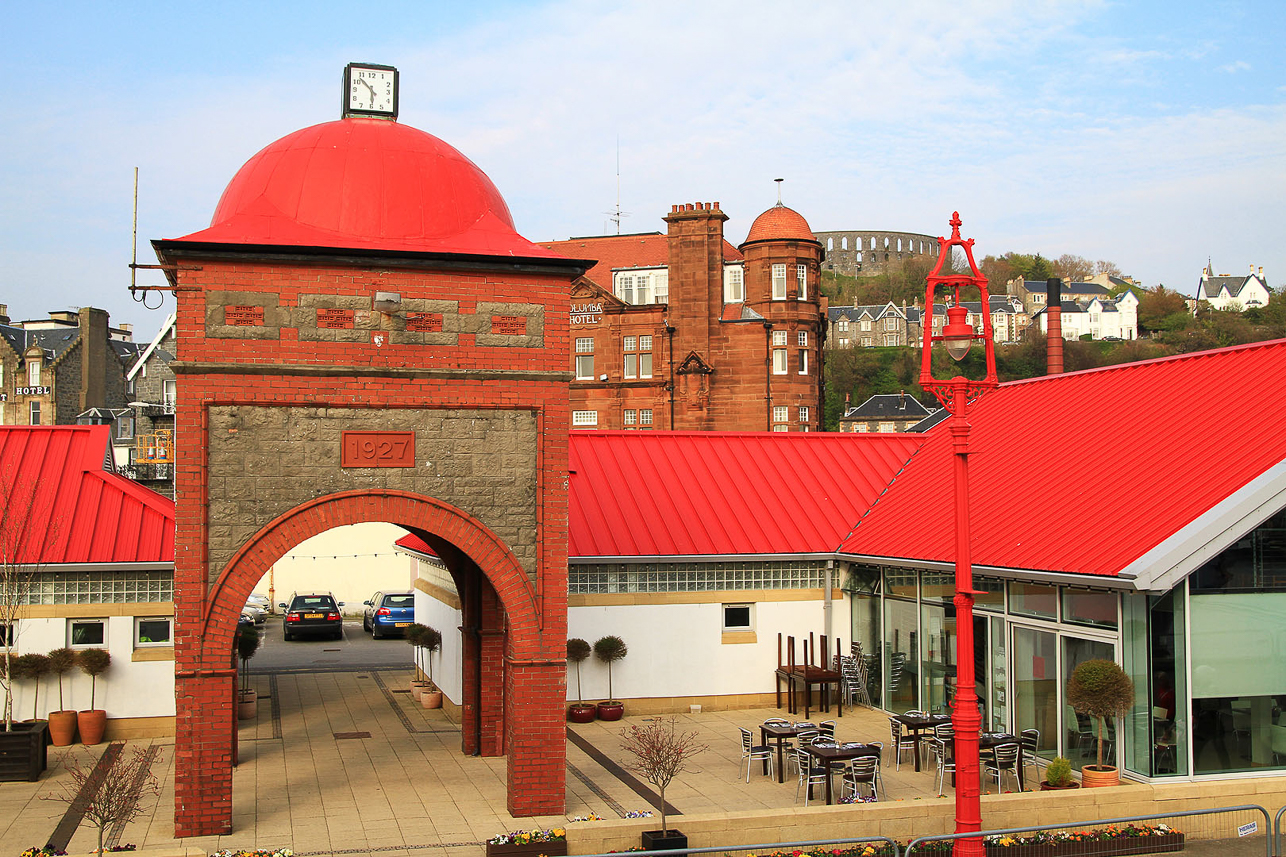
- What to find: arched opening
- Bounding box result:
[174,489,563,835]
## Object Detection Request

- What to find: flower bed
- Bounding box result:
[486,828,568,857]
[209,850,294,857]
[743,846,895,857]
[910,824,1184,857]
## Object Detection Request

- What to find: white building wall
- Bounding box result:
[411,576,462,701]
[7,616,175,720]
[261,522,412,612]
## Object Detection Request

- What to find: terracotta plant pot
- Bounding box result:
[596,701,624,721]
[77,710,107,745]
[567,704,597,723]
[421,689,443,709]
[238,695,257,720]
[1080,764,1120,788]
[411,681,428,702]
[47,710,78,746]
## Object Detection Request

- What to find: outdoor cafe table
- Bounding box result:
[774,665,843,719]
[890,712,951,772]
[760,721,818,783]
[801,742,882,805]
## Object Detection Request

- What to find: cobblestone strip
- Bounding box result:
[46,742,123,851]
[104,745,160,848]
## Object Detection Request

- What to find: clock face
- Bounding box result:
[346,65,397,116]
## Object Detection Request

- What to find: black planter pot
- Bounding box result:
[0,720,50,782]
[642,829,687,851]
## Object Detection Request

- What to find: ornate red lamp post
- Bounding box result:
[918,212,997,857]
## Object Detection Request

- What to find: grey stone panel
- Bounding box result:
[205,291,282,341]
[205,405,539,587]
[474,301,545,348]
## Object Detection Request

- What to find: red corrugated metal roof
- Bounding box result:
[540,234,743,290]
[567,431,922,557]
[841,339,1286,576]
[0,426,175,565]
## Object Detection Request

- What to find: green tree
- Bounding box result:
[1137,286,1191,335]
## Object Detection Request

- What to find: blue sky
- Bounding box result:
[2,0,1284,339]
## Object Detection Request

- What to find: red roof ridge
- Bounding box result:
[1000,336,1286,389]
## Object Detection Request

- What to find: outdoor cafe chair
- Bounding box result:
[738,727,774,783]
[842,755,880,801]
[984,742,1022,793]
[889,718,917,770]
[1020,728,1040,789]
[819,719,836,739]
[934,737,956,797]
[795,747,829,805]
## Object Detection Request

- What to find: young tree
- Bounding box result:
[619,718,707,836]
[48,647,76,712]
[0,471,49,731]
[567,638,591,703]
[593,635,628,702]
[43,746,160,855]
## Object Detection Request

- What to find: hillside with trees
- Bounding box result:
[824,282,1286,430]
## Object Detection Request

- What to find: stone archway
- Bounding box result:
[174,489,562,836]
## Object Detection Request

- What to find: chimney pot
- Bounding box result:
[713,202,720,210]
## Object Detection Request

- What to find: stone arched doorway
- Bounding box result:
[175,489,561,835]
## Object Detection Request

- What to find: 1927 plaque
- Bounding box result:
[341,431,415,468]
[225,306,264,326]
[492,315,527,336]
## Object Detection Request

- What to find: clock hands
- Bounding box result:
[357,77,376,107]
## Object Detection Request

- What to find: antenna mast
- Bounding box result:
[604,136,629,234]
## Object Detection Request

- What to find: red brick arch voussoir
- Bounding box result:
[196,489,539,664]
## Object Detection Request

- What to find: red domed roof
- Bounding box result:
[743,203,817,245]
[173,118,562,259]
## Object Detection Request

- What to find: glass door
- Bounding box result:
[1012,625,1058,759]
[1061,636,1116,771]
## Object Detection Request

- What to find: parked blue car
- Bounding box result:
[362,590,415,638]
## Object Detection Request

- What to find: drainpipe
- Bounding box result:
[665,321,676,430]
[764,321,773,431]
[823,560,834,646]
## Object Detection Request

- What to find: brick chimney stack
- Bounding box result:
[663,202,728,368]
[1046,278,1063,375]
[78,307,110,411]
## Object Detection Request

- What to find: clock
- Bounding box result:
[343,63,398,119]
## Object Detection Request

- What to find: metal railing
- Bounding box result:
[905,804,1270,857]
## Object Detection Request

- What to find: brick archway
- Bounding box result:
[174,489,565,837]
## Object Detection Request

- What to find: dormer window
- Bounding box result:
[27,359,39,387]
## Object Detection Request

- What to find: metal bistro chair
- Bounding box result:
[1019,728,1041,789]
[934,737,956,797]
[786,730,819,776]
[929,720,954,770]
[889,718,917,770]
[795,747,829,805]
[842,755,880,801]
[819,719,837,739]
[984,742,1022,794]
[738,727,774,783]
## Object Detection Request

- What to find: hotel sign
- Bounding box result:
[570,302,602,325]
[10,386,51,397]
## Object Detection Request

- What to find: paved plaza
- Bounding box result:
[0,668,995,857]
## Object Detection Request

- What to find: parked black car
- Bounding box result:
[280,591,344,641]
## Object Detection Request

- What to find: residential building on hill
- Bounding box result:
[540,201,827,432]
[827,302,910,348]
[1034,291,1139,341]
[906,295,1029,348]
[837,392,938,432]
[1007,278,1111,315]
[1196,263,1270,311]
[119,312,178,498]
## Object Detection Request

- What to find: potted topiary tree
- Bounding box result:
[75,649,111,745]
[405,623,429,700]
[46,647,78,746]
[235,625,260,720]
[566,638,596,723]
[1066,658,1135,787]
[620,717,707,851]
[14,653,50,723]
[1039,755,1080,790]
[593,635,627,721]
[419,626,443,709]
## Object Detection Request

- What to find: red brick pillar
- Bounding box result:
[478,583,507,756]
[505,658,566,816]
[459,569,482,756]
[173,670,236,837]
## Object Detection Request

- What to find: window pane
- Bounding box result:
[639,353,652,378]
[137,618,172,644]
[624,354,637,379]
[1009,582,1057,619]
[576,355,594,379]
[884,598,918,711]
[71,621,105,646]
[1062,590,1118,629]
[1013,626,1058,760]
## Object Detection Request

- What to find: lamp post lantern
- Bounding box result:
[918,212,997,857]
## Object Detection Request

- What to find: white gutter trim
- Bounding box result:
[1123,455,1286,592]
[127,311,176,381]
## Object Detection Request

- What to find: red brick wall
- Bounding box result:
[166,251,573,836]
